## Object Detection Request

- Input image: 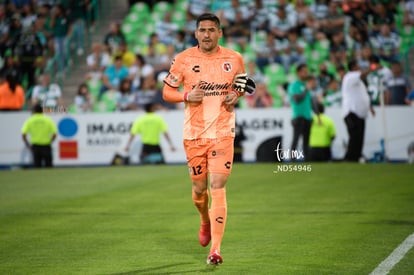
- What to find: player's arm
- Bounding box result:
[163,80,204,103]
[22,133,31,149]
[50,119,58,143]
[124,133,135,152]
[162,55,187,103]
[292,89,308,103]
[21,121,31,149]
[162,84,186,103]
[50,133,57,143]
[163,132,176,151]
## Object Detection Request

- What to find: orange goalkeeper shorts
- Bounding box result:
[184,137,234,181]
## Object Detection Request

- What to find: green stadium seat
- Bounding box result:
[127,2,151,26]
[130,2,150,15]
[174,0,189,11]
[68,104,77,113]
[124,12,140,25]
[271,88,284,108]
[264,63,287,86]
[400,37,411,55]
[401,25,414,42]
[263,63,287,105]
[93,90,117,112]
[325,61,338,79]
[130,35,149,54]
[380,59,390,69]
[225,41,242,53]
[397,23,414,56]
[171,9,186,28]
[150,11,164,23]
[86,79,102,100]
[252,30,267,48]
[395,13,403,29]
[121,23,136,43]
[242,44,256,62]
[288,63,298,82]
[153,1,172,15]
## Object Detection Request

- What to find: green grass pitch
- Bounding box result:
[0,163,413,274]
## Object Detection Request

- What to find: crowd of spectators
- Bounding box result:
[83,0,413,113]
[0,0,95,111]
[1,0,414,113]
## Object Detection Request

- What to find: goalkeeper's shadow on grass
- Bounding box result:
[109,262,218,274]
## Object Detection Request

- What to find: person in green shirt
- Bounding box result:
[287,64,314,161]
[124,103,175,164]
[50,3,70,73]
[309,102,336,162]
[21,103,57,167]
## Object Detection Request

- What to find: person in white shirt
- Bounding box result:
[268,7,297,40]
[341,60,375,162]
[372,24,401,63]
[31,71,64,112]
[277,29,306,73]
[85,43,111,88]
[155,12,179,46]
[86,42,111,72]
[403,0,414,26]
[128,54,154,92]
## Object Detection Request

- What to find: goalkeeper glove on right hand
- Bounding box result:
[233,73,256,94]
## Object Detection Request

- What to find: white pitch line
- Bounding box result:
[370,232,414,275]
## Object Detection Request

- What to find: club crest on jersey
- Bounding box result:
[222,62,232,72]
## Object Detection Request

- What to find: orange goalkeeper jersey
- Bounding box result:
[163,46,245,140]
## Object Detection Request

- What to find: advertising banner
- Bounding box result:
[0,107,412,167]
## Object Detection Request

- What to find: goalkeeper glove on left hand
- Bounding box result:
[233,73,256,94]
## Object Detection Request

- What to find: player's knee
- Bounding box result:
[192,180,208,196]
[210,173,228,190]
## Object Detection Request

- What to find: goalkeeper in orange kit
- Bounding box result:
[162,13,255,265]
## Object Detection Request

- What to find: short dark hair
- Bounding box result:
[391,60,401,66]
[33,103,43,113]
[368,55,380,64]
[296,63,307,73]
[196,13,221,29]
[316,102,325,114]
[336,65,346,72]
[77,83,88,95]
[135,53,145,64]
[144,103,154,112]
[348,59,358,70]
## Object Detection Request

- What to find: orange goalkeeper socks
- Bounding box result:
[209,188,227,253]
[192,189,210,224]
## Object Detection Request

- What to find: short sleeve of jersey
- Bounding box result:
[48,117,58,134]
[130,118,142,135]
[21,119,30,134]
[288,81,303,96]
[50,84,62,97]
[163,53,185,89]
[21,115,57,135]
